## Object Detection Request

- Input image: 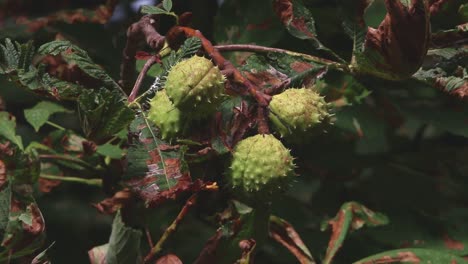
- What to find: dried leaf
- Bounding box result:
[353,248,468,263]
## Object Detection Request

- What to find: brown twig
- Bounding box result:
[214,44,347,70]
[120,15,165,93]
[145,227,154,248]
[128,55,158,102]
[167,26,270,106]
[144,194,198,263]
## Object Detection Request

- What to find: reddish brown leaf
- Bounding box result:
[156,254,183,264]
[0,160,6,189]
[2,0,118,32]
[93,189,133,214]
[354,0,431,80]
[193,229,224,264]
[269,216,315,264]
[443,234,465,251]
[357,251,420,263]
[38,177,61,193]
[273,0,316,39]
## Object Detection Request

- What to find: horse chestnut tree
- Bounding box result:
[0,0,467,263]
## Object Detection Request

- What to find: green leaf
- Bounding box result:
[0,112,23,150]
[0,38,34,73]
[38,40,122,94]
[0,39,85,100]
[321,201,389,264]
[414,47,468,98]
[353,248,468,264]
[96,144,124,159]
[162,0,172,12]
[78,88,134,142]
[24,101,71,132]
[105,211,142,264]
[141,5,169,15]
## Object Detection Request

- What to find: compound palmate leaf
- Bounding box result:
[123,115,191,207]
[38,40,123,94]
[0,38,86,100]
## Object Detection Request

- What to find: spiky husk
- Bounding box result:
[165,55,226,118]
[269,88,331,141]
[147,90,186,140]
[229,134,295,195]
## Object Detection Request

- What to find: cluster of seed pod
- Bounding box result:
[147,55,226,140]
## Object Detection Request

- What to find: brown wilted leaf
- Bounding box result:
[156,254,183,264]
[354,0,431,80]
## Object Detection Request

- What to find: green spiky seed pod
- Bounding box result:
[147,90,186,140]
[269,88,331,141]
[165,55,226,118]
[229,134,295,195]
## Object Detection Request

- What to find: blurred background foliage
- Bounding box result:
[0,0,467,263]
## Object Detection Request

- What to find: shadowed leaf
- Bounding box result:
[321,201,389,264]
[353,248,468,263]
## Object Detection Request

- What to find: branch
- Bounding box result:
[119,15,165,92]
[143,194,198,263]
[128,55,158,102]
[167,26,270,106]
[214,44,348,71]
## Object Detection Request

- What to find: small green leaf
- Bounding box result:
[353,248,468,264]
[162,0,172,11]
[24,101,71,132]
[141,5,168,15]
[0,112,23,150]
[105,211,142,264]
[96,144,124,159]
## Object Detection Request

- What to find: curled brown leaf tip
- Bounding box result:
[357,0,431,80]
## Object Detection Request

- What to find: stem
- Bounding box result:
[120,15,165,92]
[214,44,349,72]
[257,106,270,134]
[46,121,66,131]
[40,174,102,187]
[128,55,158,103]
[144,194,198,263]
[39,154,94,170]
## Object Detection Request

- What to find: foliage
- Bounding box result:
[0,0,468,263]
